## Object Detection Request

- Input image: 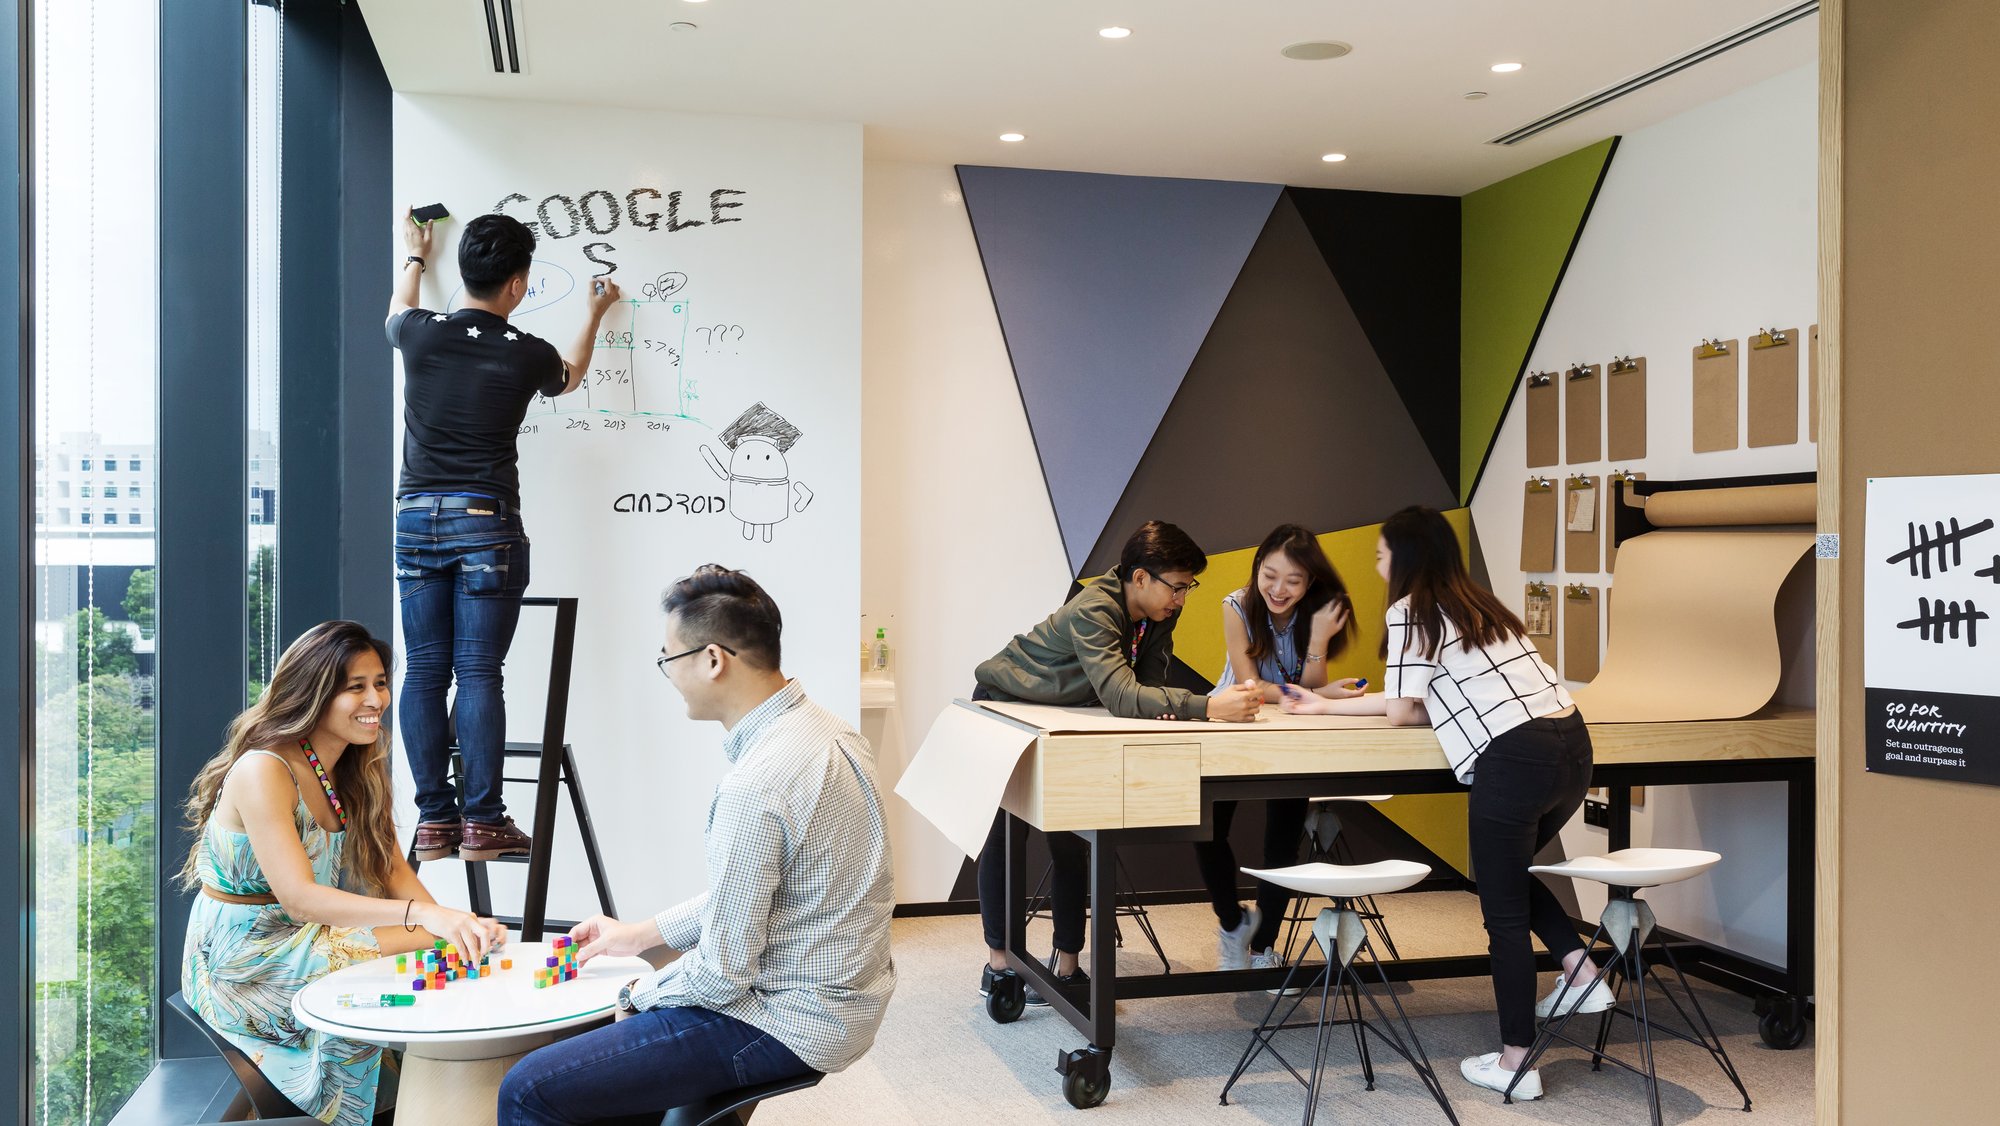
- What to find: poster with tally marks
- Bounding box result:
[1864,473,2000,785]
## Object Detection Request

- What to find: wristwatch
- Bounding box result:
[616,977,641,1014]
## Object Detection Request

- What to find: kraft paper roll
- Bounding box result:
[1643,482,1816,527]
[1571,530,1812,722]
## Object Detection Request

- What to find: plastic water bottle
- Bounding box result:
[873,627,891,675]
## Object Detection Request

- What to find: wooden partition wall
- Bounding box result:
[1823,0,2000,1119]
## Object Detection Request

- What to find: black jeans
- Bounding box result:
[1468,709,1594,1048]
[971,686,1089,955]
[1191,798,1309,952]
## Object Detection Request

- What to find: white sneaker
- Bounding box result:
[1217,906,1260,971]
[1535,973,1613,1018]
[1461,1052,1542,1100]
[1249,948,1303,995]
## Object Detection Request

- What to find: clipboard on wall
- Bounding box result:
[1520,477,1557,572]
[1564,363,1601,464]
[1808,324,1820,442]
[1564,475,1601,574]
[1524,582,1557,668]
[1604,471,1644,572]
[1747,327,1799,447]
[1563,584,1600,682]
[1606,356,1647,460]
[1692,338,1739,453]
[1525,372,1559,468]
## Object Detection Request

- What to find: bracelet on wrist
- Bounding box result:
[1304,652,1325,662]
[404,255,426,272]
[402,898,418,932]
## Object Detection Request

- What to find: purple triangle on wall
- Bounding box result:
[958,166,1281,573]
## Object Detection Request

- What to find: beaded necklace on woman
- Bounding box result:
[298,738,349,830]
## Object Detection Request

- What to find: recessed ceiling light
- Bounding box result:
[1463,90,1489,100]
[1099,26,1132,40]
[669,21,697,32]
[1491,62,1523,73]
[1281,41,1353,61]
[1321,153,1347,163]
[999,133,1025,143]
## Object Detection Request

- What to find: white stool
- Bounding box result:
[1220,860,1457,1125]
[1514,848,1752,1124]
[1278,796,1401,962]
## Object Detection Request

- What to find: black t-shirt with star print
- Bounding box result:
[390,307,567,509]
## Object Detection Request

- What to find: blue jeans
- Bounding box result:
[394,502,530,824]
[497,1006,811,1126]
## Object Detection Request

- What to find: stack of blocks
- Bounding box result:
[536,936,580,989]
[400,939,496,992]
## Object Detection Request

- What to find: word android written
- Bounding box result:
[493,185,746,276]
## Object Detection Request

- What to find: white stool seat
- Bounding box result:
[1531,848,1721,889]
[1243,859,1429,899]
[1307,794,1395,803]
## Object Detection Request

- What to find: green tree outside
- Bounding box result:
[122,568,156,639]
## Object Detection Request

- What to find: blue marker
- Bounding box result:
[1354,678,1368,690]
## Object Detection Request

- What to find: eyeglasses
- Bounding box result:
[1156,576,1200,597]
[656,642,737,677]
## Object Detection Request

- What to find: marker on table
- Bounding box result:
[338,993,416,1008]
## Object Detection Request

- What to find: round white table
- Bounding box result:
[293,940,653,1126]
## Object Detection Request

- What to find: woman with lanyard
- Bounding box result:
[970,521,1261,1003]
[1280,507,1602,1102]
[1192,524,1364,972]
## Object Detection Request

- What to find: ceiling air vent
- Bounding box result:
[1488,1,1816,145]
[483,0,522,74]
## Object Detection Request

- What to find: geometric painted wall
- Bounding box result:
[958,166,1464,579]
[1459,138,1619,499]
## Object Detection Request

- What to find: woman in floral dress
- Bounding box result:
[180,621,506,1124]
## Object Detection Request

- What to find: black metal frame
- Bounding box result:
[407,598,617,940]
[276,0,395,642]
[3,0,30,1118]
[996,754,1815,1104]
[156,0,251,1060]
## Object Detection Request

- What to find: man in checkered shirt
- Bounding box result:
[498,566,897,1125]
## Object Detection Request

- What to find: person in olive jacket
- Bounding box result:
[971,521,1261,1002]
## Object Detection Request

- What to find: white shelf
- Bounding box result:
[860,679,897,709]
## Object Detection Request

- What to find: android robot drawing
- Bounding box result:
[701,402,814,542]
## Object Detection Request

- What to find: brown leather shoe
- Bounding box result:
[459,816,533,861]
[411,820,462,861]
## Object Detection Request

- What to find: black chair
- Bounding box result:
[661,1071,824,1126]
[166,990,310,1122]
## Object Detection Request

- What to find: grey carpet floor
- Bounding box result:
[755,894,1813,1125]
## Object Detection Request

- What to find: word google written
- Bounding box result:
[493,185,747,276]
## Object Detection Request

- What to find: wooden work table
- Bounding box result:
[953,699,1818,1109]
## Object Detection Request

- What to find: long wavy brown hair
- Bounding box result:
[179,621,400,895]
[1379,506,1528,660]
[1241,524,1352,671]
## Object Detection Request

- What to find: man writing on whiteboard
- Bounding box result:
[388,208,620,864]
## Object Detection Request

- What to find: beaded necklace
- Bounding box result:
[299,738,349,830]
[1127,619,1148,667]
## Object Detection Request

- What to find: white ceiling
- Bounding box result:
[358,0,1816,196]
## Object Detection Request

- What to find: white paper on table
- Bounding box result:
[894,703,1038,858]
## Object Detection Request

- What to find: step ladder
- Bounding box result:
[407,596,617,940]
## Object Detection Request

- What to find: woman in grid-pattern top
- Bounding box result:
[1278,507,1608,1102]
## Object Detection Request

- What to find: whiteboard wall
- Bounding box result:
[391,94,861,920]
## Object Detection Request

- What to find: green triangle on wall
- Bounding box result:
[1459,138,1619,501]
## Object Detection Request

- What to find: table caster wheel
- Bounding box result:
[1758,997,1807,1050]
[1062,1065,1109,1109]
[1056,1045,1111,1109]
[985,973,1026,1024]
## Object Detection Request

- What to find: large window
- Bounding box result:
[30,1,161,1122]
[249,1,280,696]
